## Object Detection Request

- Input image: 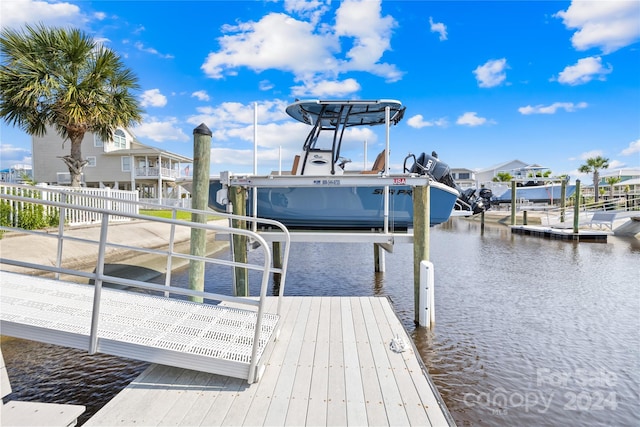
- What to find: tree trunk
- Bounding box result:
[593,171,600,203]
[61,131,87,187]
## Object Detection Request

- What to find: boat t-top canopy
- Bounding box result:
[285,99,405,127]
[285,100,406,175]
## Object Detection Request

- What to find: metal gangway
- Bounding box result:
[0,184,290,383]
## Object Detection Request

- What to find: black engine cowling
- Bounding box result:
[408,151,491,214]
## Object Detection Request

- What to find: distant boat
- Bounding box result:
[207,99,491,229]
[491,165,576,204]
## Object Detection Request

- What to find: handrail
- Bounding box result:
[0,183,291,383]
[526,194,640,227]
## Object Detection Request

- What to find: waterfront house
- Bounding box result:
[32,127,193,205]
[0,164,32,184]
[473,159,529,187]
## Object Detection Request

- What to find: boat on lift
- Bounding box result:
[491,165,576,205]
[208,99,490,229]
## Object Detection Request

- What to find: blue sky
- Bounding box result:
[1,0,639,184]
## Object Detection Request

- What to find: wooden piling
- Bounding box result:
[413,184,429,325]
[573,179,581,234]
[560,179,567,223]
[272,241,282,287]
[189,123,211,303]
[373,243,385,272]
[510,180,517,226]
[229,186,248,296]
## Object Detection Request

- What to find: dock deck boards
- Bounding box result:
[85,296,451,426]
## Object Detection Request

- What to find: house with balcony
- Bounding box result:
[32,127,192,205]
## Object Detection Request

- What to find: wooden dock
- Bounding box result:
[85,296,453,426]
[510,225,608,242]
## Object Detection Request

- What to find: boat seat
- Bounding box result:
[1,347,86,427]
[361,150,386,174]
[291,155,300,175]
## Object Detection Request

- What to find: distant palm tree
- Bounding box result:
[0,24,143,187]
[605,176,622,198]
[578,156,609,203]
[493,172,513,182]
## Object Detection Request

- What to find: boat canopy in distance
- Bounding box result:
[285,99,405,128]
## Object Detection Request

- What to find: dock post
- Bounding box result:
[273,241,282,288]
[229,186,249,296]
[510,180,517,226]
[523,210,528,225]
[413,184,430,326]
[480,210,485,233]
[418,261,435,328]
[573,179,581,234]
[189,123,211,303]
[560,179,567,223]
[373,243,386,272]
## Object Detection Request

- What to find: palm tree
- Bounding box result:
[0,24,143,187]
[605,176,622,199]
[493,172,513,182]
[578,156,609,203]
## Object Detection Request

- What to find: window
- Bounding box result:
[94,134,103,147]
[86,156,97,167]
[121,156,131,172]
[458,173,470,180]
[114,129,127,149]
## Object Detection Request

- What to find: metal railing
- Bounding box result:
[536,194,640,227]
[0,183,291,383]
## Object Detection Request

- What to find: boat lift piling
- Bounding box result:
[189,123,212,302]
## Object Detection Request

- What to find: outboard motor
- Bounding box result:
[407,151,492,214]
[409,152,457,188]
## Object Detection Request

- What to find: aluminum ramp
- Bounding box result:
[1,271,279,382]
[0,183,291,384]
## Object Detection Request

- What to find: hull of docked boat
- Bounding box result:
[204,99,492,229]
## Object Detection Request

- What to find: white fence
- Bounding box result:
[0,184,139,226]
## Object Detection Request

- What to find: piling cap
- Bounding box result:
[193,123,212,136]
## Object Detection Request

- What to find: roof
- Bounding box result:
[104,140,192,162]
[475,159,528,173]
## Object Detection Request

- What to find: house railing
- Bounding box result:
[134,167,179,179]
[0,184,138,227]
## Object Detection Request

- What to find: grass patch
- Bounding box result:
[140,209,220,221]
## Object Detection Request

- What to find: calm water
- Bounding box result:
[2,218,639,426]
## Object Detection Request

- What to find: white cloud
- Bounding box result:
[291,78,361,97]
[406,114,448,129]
[554,56,612,85]
[187,100,291,130]
[0,0,86,28]
[555,1,640,54]
[202,0,402,91]
[140,89,168,108]
[621,139,640,156]
[334,0,401,81]
[473,58,508,88]
[0,144,31,167]
[202,13,338,79]
[191,90,210,102]
[134,42,174,59]
[456,112,493,127]
[518,102,588,115]
[259,80,275,91]
[429,17,447,41]
[133,117,189,143]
